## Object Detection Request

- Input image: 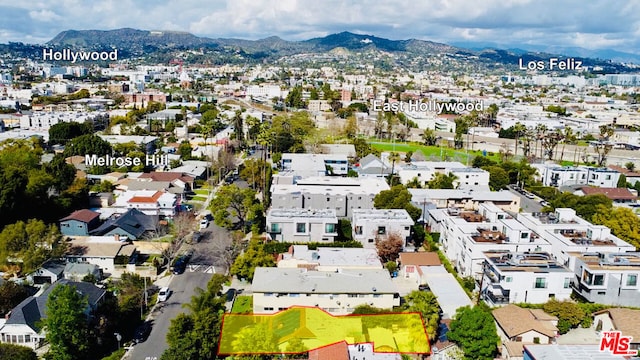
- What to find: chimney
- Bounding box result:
[114,234,120,242]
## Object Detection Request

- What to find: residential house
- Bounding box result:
[27,260,66,285]
[609,165,640,186]
[409,189,520,213]
[277,245,382,271]
[481,251,574,306]
[318,144,356,159]
[111,190,177,217]
[574,187,637,205]
[65,236,137,274]
[397,252,441,285]
[592,308,640,353]
[90,208,158,240]
[63,262,102,282]
[266,208,339,243]
[251,267,400,315]
[351,209,414,249]
[523,344,627,360]
[59,209,101,236]
[397,161,490,190]
[493,305,558,360]
[0,280,106,350]
[535,165,620,188]
[571,252,640,307]
[89,192,115,208]
[355,154,390,178]
[270,177,389,218]
[137,171,195,193]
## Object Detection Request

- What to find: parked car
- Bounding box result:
[192,231,203,243]
[173,257,187,274]
[540,200,550,207]
[157,287,171,303]
[525,192,536,199]
[199,219,209,229]
[133,322,151,344]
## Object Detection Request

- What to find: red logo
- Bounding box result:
[599,331,637,356]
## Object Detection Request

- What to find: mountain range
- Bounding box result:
[1,28,633,72]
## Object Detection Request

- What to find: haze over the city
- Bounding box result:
[1,0,639,56]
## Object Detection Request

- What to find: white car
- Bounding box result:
[157,287,171,303]
[199,219,209,229]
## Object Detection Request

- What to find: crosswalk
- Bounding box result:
[188,264,215,273]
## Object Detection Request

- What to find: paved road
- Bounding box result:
[127,220,233,359]
[507,187,543,213]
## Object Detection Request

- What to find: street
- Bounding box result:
[507,186,543,213]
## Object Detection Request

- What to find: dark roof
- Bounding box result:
[60,209,100,223]
[138,171,194,183]
[40,260,66,277]
[6,279,106,332]
[579,187,638,200]
[90,208,157,238]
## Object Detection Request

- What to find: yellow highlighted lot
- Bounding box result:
[218,307,430,355]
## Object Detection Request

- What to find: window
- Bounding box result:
[605,175,612,180]
[627,274,638,286]
[296,223,306,233]
[325,223,336,233]
[373,294,381,298]
[594,274,605,286]
[270,223,280,232]
[348,294,358,298]
[505,276,513,283]
[24,335,30,343]
[377,226,386,235]
[355,226,363,235]
[521,232,529,239]
[264,293,274,297]
[564,278,571,288]
[368,239,374,243]
[290,293,300,297]
[534,277,547,289]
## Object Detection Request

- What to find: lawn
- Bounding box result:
[190,196,207,202]
[231,295,253,314]
[369,141,502,164]
[194,189,209,195]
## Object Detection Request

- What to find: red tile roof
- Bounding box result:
[579,187,638,200]
[308,341,349,360]
[128,191,163,203]
[609,165,640,177]
[60,209,100,223]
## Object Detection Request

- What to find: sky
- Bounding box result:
[1,0,639,54]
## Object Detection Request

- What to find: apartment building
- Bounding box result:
[571,252,640,307]
[270,177,389,218]
[266,208,339,243]
[410,189,520,213]
[280,153,349,177]
[251,268,400,315]
[481,251,573,306]
[351,209,414,249]
[535,165,620,188]
[397,161,489,190]
[276,245,382,271]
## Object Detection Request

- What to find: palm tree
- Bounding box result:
[560,127,576,163]
[421,128,437,146]
[534,124,548,160]
[512,122,527,158]
[388,151,401,176]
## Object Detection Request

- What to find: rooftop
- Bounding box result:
[351,209,414,222]
[573,252,640,271]
[493,304,558,339]
[268,208,337,219]
[485,251,569,273]
[251,268,398,294]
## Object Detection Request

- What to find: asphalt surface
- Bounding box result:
[507,186,543,213]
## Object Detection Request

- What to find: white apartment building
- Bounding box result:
[516,209,635,267]
[351,209,414,249]
[266,208,339,243]
[410,189,520,213]
[397,161,490,190]
[571,252,640,307]
[277,245,382,271]
[251,268,400,315]
[534,165,621,188]
[245,84,283,99]
[439,204,552,278]
[481,251,573,306]
[270,177,390,218]
[19,111,107,130]
[280,153,349,178]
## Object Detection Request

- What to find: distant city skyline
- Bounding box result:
[1,0,639,55]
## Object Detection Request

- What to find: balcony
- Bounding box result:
[484,290,510,305]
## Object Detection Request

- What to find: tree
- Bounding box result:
[421,128,437,146]
[542,299,586,334]
[625,162,636,172]
[593,124,615,167]
[447,306,499,360]
[230,240,275,281]
[617,174,627,188]
[404,151,413,163]
[484,166,509,190]
[388,152,400,176]
[374,185,421,221]
[240,159,270,192]
[375,232,404,262]
[209,185,259,230]
[0,281,29,316]
[0,343,37,360]
[342,116,358,138]
[62,134,112,157]
[541,128,564,160]
[285,86,305,109]
[352,138,380,159]
[177,141,192,159]
[400,290,440,342]
[591,205,640,249]
[42,284,90,360]
[560,127,577,163]
[426,172,457,189]
[49,122,93,145]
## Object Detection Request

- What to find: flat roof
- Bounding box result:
[268,208,337,219]
[251,268,398,294]
[524,344,625,360]
[421,266,472,319]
